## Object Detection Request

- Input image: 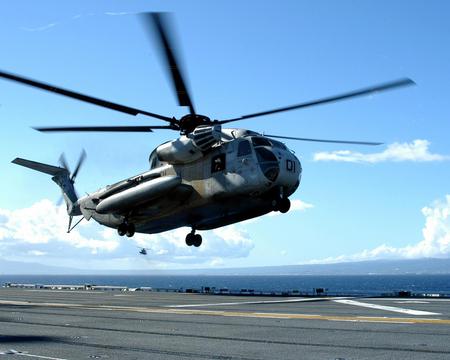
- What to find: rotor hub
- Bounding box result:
[179,114,212,134]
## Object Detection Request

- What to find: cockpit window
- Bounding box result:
[237,140,252,156]
[149,150,158,169]
[271,140,287,150]
[252,137,272,147]
[255,147,278,163]
[255,148,279,182]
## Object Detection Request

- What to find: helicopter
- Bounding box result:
[2,13,414,248]
[138,247,150,256]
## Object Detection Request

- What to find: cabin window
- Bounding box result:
[211,154,226,173]
[237,140,252,157]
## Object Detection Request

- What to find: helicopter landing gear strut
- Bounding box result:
[117,222,135,237]
[271,187,291,214]
[186,229,202,247]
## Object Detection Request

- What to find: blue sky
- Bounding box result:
[1,0,450,270]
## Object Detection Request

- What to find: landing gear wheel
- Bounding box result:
[185,233,195,246]
[126,223,135,237]
[278,198,291,213]
[271,199,278,210]
[193,234,202,247]
[117,223,127,236]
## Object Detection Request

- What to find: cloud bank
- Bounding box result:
[0,198,311,270]
[0,200,118,253]
[0,199,257,269]
[313,139,449,163]
[310,195,450,264]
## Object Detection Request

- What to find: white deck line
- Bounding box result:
[0,350,68,360]
[165,297,344,308]
[333,299,441,316]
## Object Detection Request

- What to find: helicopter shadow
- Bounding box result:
[0,335,59,344]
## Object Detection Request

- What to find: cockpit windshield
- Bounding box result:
[149,150,158,169]
[251,137,272,147]
[251,136,287,150]
[270,140,287,150]
[237,140,252,156]
[251,137,280,182]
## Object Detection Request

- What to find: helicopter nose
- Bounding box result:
[275,151,302,195]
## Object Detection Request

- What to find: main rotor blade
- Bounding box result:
[34,125,176,132]
[0,70,174,123]
[219,78,415,124]
[265,134,382,145]
[71,149,86,182]
[142,12,195,115]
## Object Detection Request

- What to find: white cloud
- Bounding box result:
[313,139,449,163]
[0,199,118,253]
[309,195,450,263]
[291,199,314,211]
[131,225,254,265]
[21,23,57,32]
[0,199,255,269]
[20,12,130,33]
[27,250,46,256]
[104,12,134,16]
[266,199,313,217]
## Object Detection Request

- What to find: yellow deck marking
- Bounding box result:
[1,299,449,325]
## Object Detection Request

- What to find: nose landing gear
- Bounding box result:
[271,187,291,213]
[186,229,202,247]
[271,198,291,213]
[278,198,291,213]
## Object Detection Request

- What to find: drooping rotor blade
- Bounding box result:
[219,78,415,124]
[142,12,196,115]
[0,70,174,123]
[265,134,382,145]
[34,125,176,132]
[71,149,87,182]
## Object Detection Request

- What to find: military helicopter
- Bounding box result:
[2,13,414,248]
[138,247,150,256]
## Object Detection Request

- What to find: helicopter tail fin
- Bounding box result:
[12,157,81,216]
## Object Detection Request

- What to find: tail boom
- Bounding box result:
[12,157,81,216]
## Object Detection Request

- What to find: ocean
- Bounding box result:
[1,274,450,296]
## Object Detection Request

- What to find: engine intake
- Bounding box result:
[156,125,222,164]
[191,125,222,151]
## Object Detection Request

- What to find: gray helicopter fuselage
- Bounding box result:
[3,11,414,247]
[78,128,301,234]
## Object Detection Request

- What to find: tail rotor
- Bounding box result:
[57,150,87,205]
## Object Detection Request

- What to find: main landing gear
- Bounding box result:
[185,229,202,247]
[117,222,135,237]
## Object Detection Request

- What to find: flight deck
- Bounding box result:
[0,288,450,359]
